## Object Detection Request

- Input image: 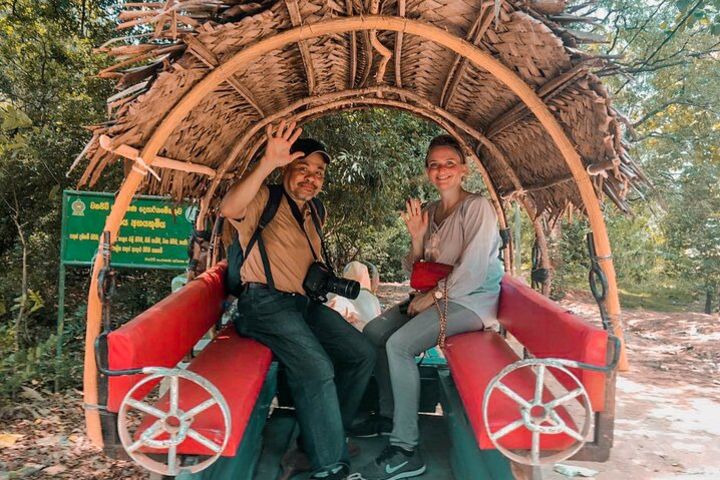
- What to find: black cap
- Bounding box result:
[290,138,331,164]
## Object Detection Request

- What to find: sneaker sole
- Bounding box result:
[347,465,426,480]
[386,465,427,480]
[349,431,392,439]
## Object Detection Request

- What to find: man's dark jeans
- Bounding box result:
[234,287,376,475]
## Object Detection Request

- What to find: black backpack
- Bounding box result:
[225,184,326,296]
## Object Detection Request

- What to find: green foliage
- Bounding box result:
[0,0,125,399]
[304,109,443,280]
[584,0,720,311]
[304,109,496,280]
[673,0,720,34]
[662,159,720,308]
[12,289,45,315]
[0,0,717,404]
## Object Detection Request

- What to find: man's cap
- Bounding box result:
[290,137,331,164]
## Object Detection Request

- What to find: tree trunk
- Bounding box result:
[9,197,28,351]
[704,288,713,315]
[80,0,86,37]
[548,219,563,298]
[532,215,552,296]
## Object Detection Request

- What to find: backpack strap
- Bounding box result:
[230,185,329,294]
[245,184,284,290]
[226,185,284,295]
[244,185,283,259]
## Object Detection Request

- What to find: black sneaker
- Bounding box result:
[348,414,393,438]
[312,464,349,480]
[351,445,426,480]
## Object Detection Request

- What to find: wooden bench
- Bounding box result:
[103,262,275,478]
[439,275,616,478]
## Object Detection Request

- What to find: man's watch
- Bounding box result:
[433,289,444,300]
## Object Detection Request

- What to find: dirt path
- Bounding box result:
[541,291,720,480]
[1,285,718,479]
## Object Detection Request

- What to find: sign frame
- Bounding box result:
[56,190,195,390]
[60,189,196,270]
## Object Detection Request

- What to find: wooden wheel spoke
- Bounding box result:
[182,398,217,419]
[496,381,532,409]
[127,399,166,419]
[490,418,525,441]
[531,430,540,464]
[561,424,585,442]
[128,419,164,452]
[169,375,179,414]
[187,428,223,453]
[546,388,583,409]
[167,440,178,475]
[533,365,546,404]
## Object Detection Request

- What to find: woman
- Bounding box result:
[352,135,504,480]
[326,261,382,331]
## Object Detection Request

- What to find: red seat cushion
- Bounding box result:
[445,331,575,451]
[107,263,228,413]
[498,275,608,411]
[137,326,272,456]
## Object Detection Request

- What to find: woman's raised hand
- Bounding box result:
[261,120,304,170]
[401,198,429,241]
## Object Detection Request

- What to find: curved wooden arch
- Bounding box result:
[84,15,625,446]
[196,85,515,227]
[236,98,516,269]
[194,85,532,272]
[216,91,509,217]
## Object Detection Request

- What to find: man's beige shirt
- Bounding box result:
[229,186,322,295]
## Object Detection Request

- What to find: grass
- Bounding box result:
[618,284,703,313]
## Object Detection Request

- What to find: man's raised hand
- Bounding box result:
[262,120,304,170]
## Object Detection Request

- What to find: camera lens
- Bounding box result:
[326,277,360,299]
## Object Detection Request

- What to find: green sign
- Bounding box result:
[61,190,196,269]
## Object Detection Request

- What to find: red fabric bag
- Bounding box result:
[410,261,453,292]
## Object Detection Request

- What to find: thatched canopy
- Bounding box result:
[75,0,646,218]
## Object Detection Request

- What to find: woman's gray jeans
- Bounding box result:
[364,300,484,450]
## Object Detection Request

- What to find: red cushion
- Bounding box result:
[498,275,608,411]
[445,331,575,451]
[137,326,272,456]
[107,263,228,413]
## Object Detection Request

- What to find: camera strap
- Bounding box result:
[307,201,334,273]
[283,190,328,266]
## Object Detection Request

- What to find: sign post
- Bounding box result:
[55,190,196,390]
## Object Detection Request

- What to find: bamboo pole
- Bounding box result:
[98,134,230,178]
[84,15,628,445]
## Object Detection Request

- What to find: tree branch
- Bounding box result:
[614,0,704,95]
[4,192,28,350]
[632,99,715,128]
[643,0,704,65]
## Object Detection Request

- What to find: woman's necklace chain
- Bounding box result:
[436,193,466,224]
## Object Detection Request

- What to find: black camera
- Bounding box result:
[303,261,360,302]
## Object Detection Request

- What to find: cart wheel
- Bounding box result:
[118,367,231,476]
[483,358,591,466]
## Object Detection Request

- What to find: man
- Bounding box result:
[220,120,375,480]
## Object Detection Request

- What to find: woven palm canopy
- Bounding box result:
[75,0,646,218]
[79,3,642,437]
